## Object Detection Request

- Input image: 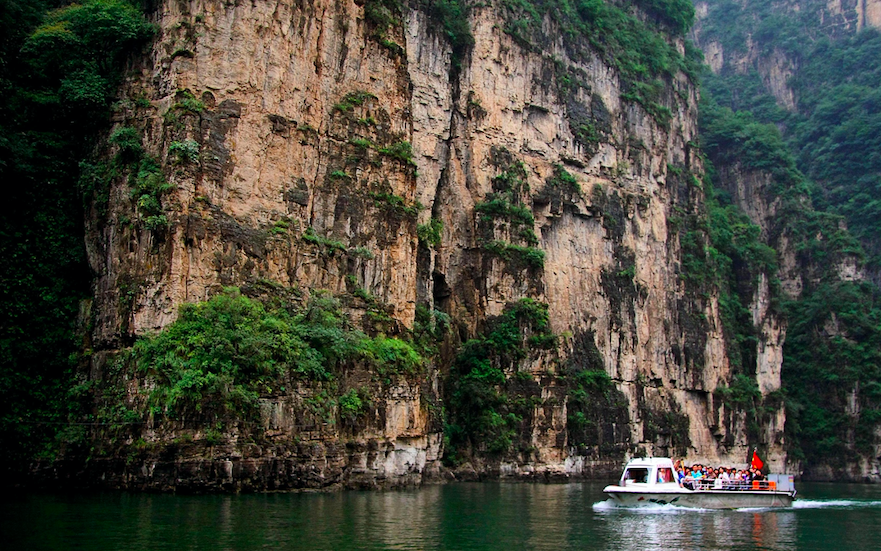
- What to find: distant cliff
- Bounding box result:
[693,0,881,481]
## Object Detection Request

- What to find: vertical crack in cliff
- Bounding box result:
[307,125,325,230]
[313,6,327,77]
[418,25,469,312]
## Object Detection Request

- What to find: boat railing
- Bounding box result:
[686,480,779,492]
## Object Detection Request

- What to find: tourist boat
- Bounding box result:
[603,457,797,509]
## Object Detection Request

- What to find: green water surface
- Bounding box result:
[2,482,880,550]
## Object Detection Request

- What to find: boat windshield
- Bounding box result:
[623,467,650,484]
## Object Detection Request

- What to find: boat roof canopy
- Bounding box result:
[623,457,675,468]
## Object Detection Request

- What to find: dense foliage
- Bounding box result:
[702,1,881,269]
[785,282,881,461]
[0,0,153,469]
[444,299,556,461]
[787,31,881,268]
[133,288,423,426]
[699,76,881,466]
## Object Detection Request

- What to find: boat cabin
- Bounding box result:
[618,457,679,487]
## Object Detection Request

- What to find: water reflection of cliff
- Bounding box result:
[4,482,817,550]
[130,484,800,550]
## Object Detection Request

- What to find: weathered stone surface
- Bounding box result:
[36,435,443,492]
[79,1,789,489]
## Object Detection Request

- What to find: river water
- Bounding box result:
[3,482,881,550]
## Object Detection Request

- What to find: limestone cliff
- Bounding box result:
[693,0,881,111]
[692,0,881,112]
[69,0,786,490]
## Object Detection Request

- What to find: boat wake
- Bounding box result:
[791,499,881,509]
[592,499,710,513]
[594,498,881,513]
[732,499,881,512]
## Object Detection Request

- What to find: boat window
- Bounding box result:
[623,468,649,484]
[657,467,674,483]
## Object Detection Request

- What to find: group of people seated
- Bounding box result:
[674,461,765,489]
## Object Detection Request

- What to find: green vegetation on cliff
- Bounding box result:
[57,286,427,458]
[697,0,881,469]
[662,149,785,448]
[564,330,632,457]
[701,2,881,269]
[476,147,545,270]
[705,173,779,374]
[699,88,881,468]
[785,281,881,461]
[500,0,701,123]
[444,298,556,462]
[133,288,423,426]
[787,31,881,268]
[365,0,473,63]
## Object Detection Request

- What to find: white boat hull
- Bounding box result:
[603,486,795,509]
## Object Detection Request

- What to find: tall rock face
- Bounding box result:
[75,0,785,490]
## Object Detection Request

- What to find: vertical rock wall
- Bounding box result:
[82,0,785,489]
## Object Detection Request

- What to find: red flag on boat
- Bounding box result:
[751,450,764,471]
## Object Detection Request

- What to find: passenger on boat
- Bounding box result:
[681,465,702,489]
[675,462,688,486]
[717,468,731,489]
[675,462,771,490]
